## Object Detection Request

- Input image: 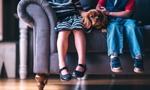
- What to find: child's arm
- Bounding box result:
[107,10,133,18]
[96,4,133,18]
[78,10,87,17]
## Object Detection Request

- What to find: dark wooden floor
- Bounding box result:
[0,74,150,90]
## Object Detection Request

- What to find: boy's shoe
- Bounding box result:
[134,59,144,73]
[110,57,122,73]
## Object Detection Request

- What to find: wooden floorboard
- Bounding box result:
[1,75,150,90]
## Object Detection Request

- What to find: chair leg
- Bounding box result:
[35,74,49,90]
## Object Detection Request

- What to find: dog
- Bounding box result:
[82,9,108,33]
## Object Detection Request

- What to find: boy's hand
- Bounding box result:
[99,6,110,15]
[96,5,110,15]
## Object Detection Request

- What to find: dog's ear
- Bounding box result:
[82,15,92,29]
[101,12,108,27]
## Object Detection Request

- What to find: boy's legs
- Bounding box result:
[107,21,124,73]
[124,19,144,73]
[107,21,124,56]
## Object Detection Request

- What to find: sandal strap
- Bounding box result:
[78,64,86,70]
[59,67,68,73]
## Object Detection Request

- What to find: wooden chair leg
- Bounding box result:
[35,74,49,90]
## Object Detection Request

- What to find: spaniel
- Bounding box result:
[82,9,108,33]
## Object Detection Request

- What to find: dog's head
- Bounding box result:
[82,9,108,29]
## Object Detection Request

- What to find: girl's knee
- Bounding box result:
[58,31,71,38]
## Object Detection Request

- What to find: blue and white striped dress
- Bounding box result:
[48,0,84,31]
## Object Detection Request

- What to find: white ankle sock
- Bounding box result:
[135,55,142,59]
[110,53,118,59]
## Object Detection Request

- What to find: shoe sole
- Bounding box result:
[60,78,71,82]
[110,63,122,73]
[134,68,144,74]
[111,68,122,73]
[76,74,87,80]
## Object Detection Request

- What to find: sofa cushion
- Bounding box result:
[80,0,98,11]
[68,30,107,52]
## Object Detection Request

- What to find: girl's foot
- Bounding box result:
[72,64,87,78]
[59,67,72,81]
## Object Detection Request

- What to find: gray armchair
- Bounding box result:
[17,0,57,89]
[17,0,150,90]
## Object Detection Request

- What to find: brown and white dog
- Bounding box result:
[82,9,108,32]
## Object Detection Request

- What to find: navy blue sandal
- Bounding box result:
[59,67,72,81]
[72,64,87,78]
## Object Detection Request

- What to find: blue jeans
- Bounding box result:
[107,18,143,58]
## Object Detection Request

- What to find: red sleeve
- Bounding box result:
[125,0,136,11]
[98,0,106,6]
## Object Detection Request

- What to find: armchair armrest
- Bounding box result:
[17,0,57,73]
[17,0,57,27]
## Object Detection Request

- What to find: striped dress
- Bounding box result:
[48,0,84,31]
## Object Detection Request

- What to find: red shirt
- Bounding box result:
[98,0,136,11]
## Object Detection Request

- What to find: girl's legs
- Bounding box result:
[72,30,86,72]
[57,30,71,75]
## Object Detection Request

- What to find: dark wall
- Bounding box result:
[3,0,20,41]
[1,0,35,78]
[134,0,150,25]
[0,0,21,78]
